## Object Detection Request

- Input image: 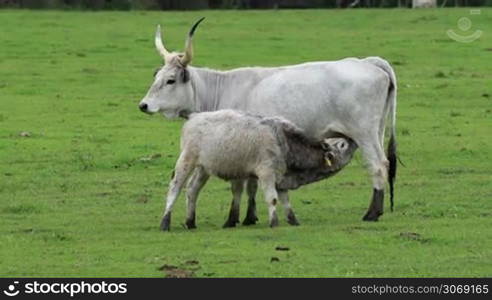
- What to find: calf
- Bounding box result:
[223,134,356,228]
[160,110,356,231]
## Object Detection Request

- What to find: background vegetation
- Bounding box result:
[0,9,491,277]
[1,0,492,9]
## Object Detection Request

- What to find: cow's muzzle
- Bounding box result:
[139,102,149,113]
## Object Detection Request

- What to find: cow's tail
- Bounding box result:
[365,57,398,212]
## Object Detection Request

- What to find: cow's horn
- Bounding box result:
[155,24,170,61]
[180,17,205,66]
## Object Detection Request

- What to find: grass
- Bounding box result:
[0,8,491,277]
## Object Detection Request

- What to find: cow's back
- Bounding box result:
[244,59,390,139]
[182,110,284,180]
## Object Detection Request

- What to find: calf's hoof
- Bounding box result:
[242,215,258,226]
[160,214,171,231]
[287,211,300,226]
[223,219,238,228]
[269,215,279,228]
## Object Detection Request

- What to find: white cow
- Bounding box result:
[139,18,398,224]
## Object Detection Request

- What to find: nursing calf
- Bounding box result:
[223,135,356,228]
[160,110,356,231]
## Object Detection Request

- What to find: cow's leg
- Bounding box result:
[278,190,300,226]
[257,171,279,228]
[185,167,209,229]
[357,135,389,222]
[224,180,243,228]
[242,179,259,225]
[160,151,195,231]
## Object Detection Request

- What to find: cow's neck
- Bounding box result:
[190,67,223,112]
[189,66,277,113]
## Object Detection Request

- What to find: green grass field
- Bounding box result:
[1,8,491,277]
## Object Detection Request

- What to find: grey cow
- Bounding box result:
[139,18,398,223]
[160,110,357,231]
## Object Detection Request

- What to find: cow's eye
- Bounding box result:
[166,79,176,85]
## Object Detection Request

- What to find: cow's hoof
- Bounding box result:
[362,210,382,222]
[160,214,171,231]
[185,219,197,229]
[363,189,384,221]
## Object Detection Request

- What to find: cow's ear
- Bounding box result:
[180,68,190,83]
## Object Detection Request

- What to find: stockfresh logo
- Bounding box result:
[3,280,127,297]
[3,281,20,297]
[447,9,483,43]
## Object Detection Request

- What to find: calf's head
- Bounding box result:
[277,136,357,191]
[138,18,204,119]
[322,137,356,169]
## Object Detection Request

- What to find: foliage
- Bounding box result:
[0,0,491,9]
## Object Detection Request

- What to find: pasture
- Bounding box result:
[0,8,491,277]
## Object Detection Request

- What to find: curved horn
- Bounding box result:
[155,24,170,60]
[180,17,205,66]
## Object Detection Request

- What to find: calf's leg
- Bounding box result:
[224,180,244,228]
[242,179,259,225]
[185,167,209,229]
[257,171,279,228]
[160,151,195,231]
[278,190,300,226]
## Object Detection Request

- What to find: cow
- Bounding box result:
[139,18,398,223]
[161,110,357,231]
